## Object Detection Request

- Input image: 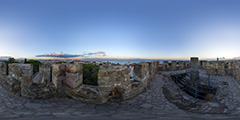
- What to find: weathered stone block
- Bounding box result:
[39,63,52,84]
[236,61,240,83]
[65,72,82,88]
[134,63,149,82]
[162,61,169,71]
[65,64,83,88]
[147,61,158,82]
[171,61,177,70]
[66,64,82,73]
[184,61,190,69]
[52,64,83,89]
[178,61,184,70]
[217,61,226,75]
[8,63,33,82]
[52,64,66,88]
[98,65,131,99]
[225,61,235,76]
[151,61,158,75]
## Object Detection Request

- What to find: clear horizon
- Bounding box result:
[0,0,240,59]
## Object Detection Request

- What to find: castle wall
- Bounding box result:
[171,61,177,71]
[8,63,33,82]
[52,64,83,89]
[0,61,158,104]
[38,63,52,84]
[157,61,190,71]
[98,65,131,100]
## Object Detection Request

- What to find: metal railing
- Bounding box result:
[171,71,218,101]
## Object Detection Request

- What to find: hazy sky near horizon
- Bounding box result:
[0,0,240,59]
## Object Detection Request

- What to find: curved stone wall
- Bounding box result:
[158,61,190,71]
[198,60,240,83]
[0,61,159,104]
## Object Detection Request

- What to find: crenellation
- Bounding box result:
[178,61,184,70]
[171,61,177,70]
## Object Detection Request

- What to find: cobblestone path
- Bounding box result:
[1,70,240,119]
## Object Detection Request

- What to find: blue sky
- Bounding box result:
[0,0,240,59]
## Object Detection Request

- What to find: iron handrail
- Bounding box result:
[173,74,216,100]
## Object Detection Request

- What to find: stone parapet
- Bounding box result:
[8,63,33,82]
[171,61,177,71]
[98,65,131,100]
[52,64,83,89]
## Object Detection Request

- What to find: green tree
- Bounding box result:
[24,58,27,63]
[8,57,15,63]
[83,64,100,86]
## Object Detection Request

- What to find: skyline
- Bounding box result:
[0,0,240,59]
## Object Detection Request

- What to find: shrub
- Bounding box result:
[83,64,100,86]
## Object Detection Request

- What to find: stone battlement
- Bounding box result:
[197,60,240,83]
[158,61,190,71]
[0,61,159,104]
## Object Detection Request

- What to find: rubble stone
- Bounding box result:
[98,65,131,100]
[8,63,33,82]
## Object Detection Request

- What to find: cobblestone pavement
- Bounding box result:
[1,70,240,119]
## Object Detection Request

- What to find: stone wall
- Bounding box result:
[126,62,153,100]
[149,61,158,80]
[158,61,190,71]
[52,64,83,89]
[38,63,52,84]
[236,61,240,83]
[134,63,149,82]
[0,61,158,104]
[178,61,185,70]
[198,60,240,84]
[98,65,131,100]
[171,61,177,70]
[8,63,33,82]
